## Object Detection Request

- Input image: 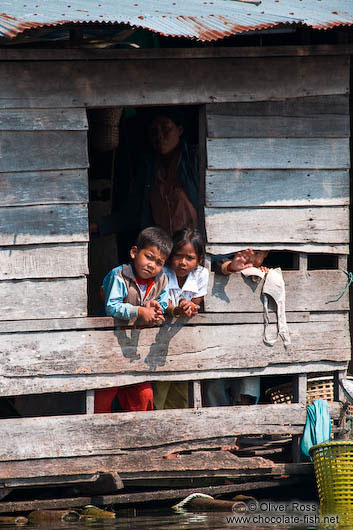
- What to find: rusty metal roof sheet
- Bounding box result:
[0,0,352,42]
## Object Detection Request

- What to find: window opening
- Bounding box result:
[87,105,200,316]
[307,253,339,270]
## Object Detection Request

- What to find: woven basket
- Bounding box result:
[89,107,123,152]
[266,382,293,404]
[267,376,353,417]
[310,441,353,522]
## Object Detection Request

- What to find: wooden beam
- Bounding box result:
[207,114,350,138]
[0,318,349,395]
[0,277,87,320]
[0,56,348,109]
[0,361,347,397]
[205,206,349,244]
[0,204,88,246]
[1,320,349,376]
[0,451,271,480]
[206,243,349,255]
[0,404,341,461]
[0,243,88,280]
[0,108,88,131]
[206,95,349,116]
[206,169,349,208]
[0,472,311,513]
[205,270,350,312]
[0,44,351,60]
[0,312,314,334]
[0,169,88,207]
[207,138,350,170]
[0,131,88,172]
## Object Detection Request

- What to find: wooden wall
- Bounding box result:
[0,109,89,320]
[205,95,350,255]
[0,50,350,473]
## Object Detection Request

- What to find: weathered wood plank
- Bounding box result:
[0,56,348,108]
[0,44,352,61]
[0,44,353,61]
[0,170,88,207]
[0,451,273,480]
[0,131,88,172]
[207,114,350,138]
[0,108,88,131]
[205,207,349,244]
[0,318,349,395]
[0,243,88,280]
[3,474,100,489]
[0,243,89,280]
[207,138,350,170]
[206,243,350,255]
[0,471,311,512]
[0,310,346,335]
[0,277,87,320]
[206,95,349,116]
[0,404,341,461]
[0,312,313,334]
[0,361,346,397]
[205,169,349,207]
[205,270,350,312]
[0,204,88,246]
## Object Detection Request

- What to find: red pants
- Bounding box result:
[94,383,153,413]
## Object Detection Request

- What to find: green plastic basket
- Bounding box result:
[310,441,353,521]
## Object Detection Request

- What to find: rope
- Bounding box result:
[326,268,353,304]
[172,493,213,511]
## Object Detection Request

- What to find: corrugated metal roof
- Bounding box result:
[0,0,352,42]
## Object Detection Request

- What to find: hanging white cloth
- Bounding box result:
[242,267,291,348]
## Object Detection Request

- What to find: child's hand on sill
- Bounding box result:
[139,304,165,325]
[178,299,200,318]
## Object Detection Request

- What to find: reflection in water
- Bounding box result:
[12,509,324,530]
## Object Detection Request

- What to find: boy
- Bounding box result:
[94,226,172,413]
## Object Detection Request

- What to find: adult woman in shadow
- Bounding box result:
[92,107,199,249]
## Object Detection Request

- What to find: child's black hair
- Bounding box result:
[135,226,173,258]
[170,228,205,265]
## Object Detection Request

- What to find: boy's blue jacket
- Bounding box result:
[103,264,169,327]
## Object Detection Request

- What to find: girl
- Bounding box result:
[153,228,209,410]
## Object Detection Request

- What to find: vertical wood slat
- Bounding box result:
[298,254,308,271]
[334,371,346,402]
[292,374,308,404]
[198,105,207,237]
[86,391,95,414]
[338,255,348,270]
[192,381,203,408]
[292,374,307,463]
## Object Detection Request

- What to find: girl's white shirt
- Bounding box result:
[164,265,209,307]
